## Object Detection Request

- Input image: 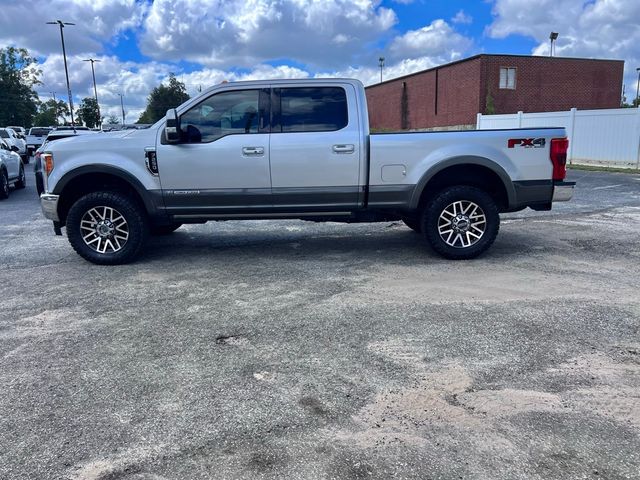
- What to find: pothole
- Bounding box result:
[215,334,249,346]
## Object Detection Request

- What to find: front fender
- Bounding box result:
[51,164,163,217]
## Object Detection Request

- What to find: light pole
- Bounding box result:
[549,32,558,57]
[50,91,58,126]
[118,93,126,125]
[83,58,101,127]
[636,67,640,107]
[47,20,76,128]
[378,57,385,83]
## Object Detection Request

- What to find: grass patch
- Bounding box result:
[568,164,640,174]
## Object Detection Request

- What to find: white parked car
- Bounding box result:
[0,128,28,163]
[7,126,26,136]
[0,138,25,199]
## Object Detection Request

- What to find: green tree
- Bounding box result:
[137,74,190,123]
[33,98,69,126]
[485,89,496,115]
[106,115,120,125]
[0,47,41,127]
[77,97,100,128]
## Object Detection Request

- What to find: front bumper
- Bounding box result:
[40,194,60,221]
[552,181,575,202]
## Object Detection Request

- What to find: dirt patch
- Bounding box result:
[69,445,172,480]
[328,338,640,454]
[0,308,90,339]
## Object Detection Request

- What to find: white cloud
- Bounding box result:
[139,0,397,69]
[390,19,472,61]
[6,2,474,122]
[488,0,640,100]
[0,0,147,56]
[452,10,473,25]
[319,56,444,86]
[35,54,172,122]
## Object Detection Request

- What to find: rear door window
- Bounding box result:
[278,87,348,133]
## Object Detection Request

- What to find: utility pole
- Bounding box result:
[118,93,126,125]
[50,91,58,126]
[636,67,640,107]
[47,20,76,128]
[378,57,385,83]
[549,32,558,57]
[83,58,101,127]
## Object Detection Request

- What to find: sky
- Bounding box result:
[1,0,639,122]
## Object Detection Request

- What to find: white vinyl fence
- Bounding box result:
[477,107,640,168]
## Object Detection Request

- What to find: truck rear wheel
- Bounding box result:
[66,191,148,265]
[421,185,499,260]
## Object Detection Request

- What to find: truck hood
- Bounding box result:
[45,128,159,154]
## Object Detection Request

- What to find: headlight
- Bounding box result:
[42,153,54,176]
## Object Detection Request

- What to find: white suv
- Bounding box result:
[0,128,27,162]
[0,139,25,199]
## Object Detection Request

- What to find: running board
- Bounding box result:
[173,212,353,220]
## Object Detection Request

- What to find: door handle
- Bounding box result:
[332,144,355,154]
[242,146,264,156]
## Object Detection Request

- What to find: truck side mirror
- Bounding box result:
[164,109,180,143]
[10,145,19,152]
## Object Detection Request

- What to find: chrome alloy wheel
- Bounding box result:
[437,200,486,248]
[80,206,129,254]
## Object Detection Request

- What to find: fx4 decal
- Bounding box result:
[508,138,546,149]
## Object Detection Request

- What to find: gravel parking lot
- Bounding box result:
[1,167,639,480]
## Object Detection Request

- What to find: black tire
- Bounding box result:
[402,218,422,233]
[14,164,26,189]
[0,169,9,199]
[22,155,29,165]
[421,185,499,260]
[150,223,182,235]
[66,191,149,265]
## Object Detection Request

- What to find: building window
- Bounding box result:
[499,67,516,89]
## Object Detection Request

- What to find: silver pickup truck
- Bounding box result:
[39,78,574,265]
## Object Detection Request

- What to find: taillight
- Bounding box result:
[42,153,54,176]
[550,138,569,181]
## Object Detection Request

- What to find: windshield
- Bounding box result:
[30,128,52,136]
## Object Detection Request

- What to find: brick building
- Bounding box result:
[365,54,624,131]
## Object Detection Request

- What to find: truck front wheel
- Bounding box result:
[421,185,499,260]
[66,191,149,265]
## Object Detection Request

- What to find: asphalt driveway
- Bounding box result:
[1,168,639,479]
